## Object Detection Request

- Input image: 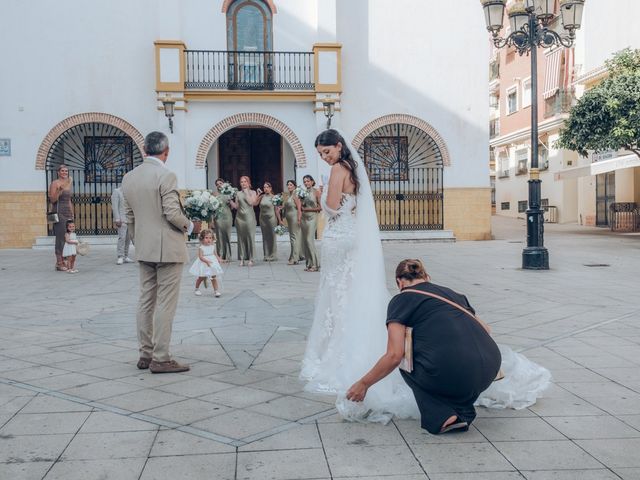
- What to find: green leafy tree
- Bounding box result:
[557,48,640,158]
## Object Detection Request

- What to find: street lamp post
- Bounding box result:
[480,0,585,270]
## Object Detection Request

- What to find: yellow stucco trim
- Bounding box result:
[184,90,315,102]
[154,40,186,93]
[443,188,492,241]
[313,43,342,94]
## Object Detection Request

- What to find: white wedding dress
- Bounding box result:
[300,136,551,424]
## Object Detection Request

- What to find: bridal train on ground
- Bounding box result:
[300,132,551,424]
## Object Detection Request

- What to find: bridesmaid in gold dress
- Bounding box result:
[258,181,278,261]
[277,180,302,265]
[230,175,258,266]
[213,178,233,262]
[300,175,321,272]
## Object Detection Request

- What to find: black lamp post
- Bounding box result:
[481,0,585,270]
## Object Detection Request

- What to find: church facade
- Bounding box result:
[0,0,491,248]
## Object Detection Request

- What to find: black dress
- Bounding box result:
[386,281,501,434]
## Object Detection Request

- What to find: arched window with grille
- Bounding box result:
[226,0,273,89]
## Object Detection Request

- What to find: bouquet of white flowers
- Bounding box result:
[219,183,237,197]
[271,193,283,206]
[294,186,308,199]
[184,190,221,221]
[274,225,288,236]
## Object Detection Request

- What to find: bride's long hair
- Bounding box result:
[314,129,360,194]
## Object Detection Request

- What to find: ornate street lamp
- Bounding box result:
[480,0,584,270]
[161,95,176,134]
[322,100,335,129]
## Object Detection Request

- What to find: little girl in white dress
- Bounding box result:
[189,229,223,297]
[62,219,79,273]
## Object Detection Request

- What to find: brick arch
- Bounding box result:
[195,113,306,168]
[35,112,145,170]
[221,0,277,14]
[352,114,451,167]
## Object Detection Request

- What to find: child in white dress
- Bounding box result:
[62,220,79,273]
[189,229,223,297]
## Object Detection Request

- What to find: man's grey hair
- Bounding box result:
[144,131,169,156]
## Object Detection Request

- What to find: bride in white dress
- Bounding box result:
[300,129,551,425]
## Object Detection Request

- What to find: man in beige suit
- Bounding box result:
[122,131,192,374]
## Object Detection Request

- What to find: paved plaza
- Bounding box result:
[1,217,640,480]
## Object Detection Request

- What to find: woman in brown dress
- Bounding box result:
[48,164,74,271]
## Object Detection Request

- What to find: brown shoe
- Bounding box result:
[149,359,190,374]
[137,357,152,370]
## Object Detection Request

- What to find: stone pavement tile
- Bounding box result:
[181,361,235,377]
[246,395,333,421]
[0,395,33,415]
[153,377,235,398]
[252,341,307,365]
[21,395,92,413]
[0,461,54,480]
[3,365,69,382]
[100,389,188,413]
[79,411,158,433]
[28,372,105,391]
[171,345,234,365]
[0,414,11,427]
[570,355,636,369]
[316,413,345,424]
[80,363,141,380]
[575,438,640,468]
[494,440,603,471]
[49,357,116,373]
[473,417,566,441]
[613,468,640,479]
[475,406,537,418]
[34,351,87,365]
[61,431,157,460]
[237,448,330,480]
[141,398,231,425]
[61,379,144,401]
[0,357,39,373]
[548,368,608,383]
[238,424,322,451]
[559,382,639,399]
[325,444,424,477]
[191,409,288,439]
[522,470,621,479]
[1,433,74,463]
[251,358,301,375]
[429,473,524,480]
[0,382,37,398]
[593,367,640,384]
[199,385,281,408]
[412,442,514,474]
[140,453,236,480]
[149,429,235,456]
[207,368,278,386]
[117,371,192,388]
[528,396,607,417]
[59,343,130,357]
[318,421,406,447]
[44,458,146,480]
[1,345,54,357]
[545,415,640,439]
[249,374,305,395]
[1,412,90,435]
[293,390,336,405]
[619,415,640,430]
[585,394,640,415]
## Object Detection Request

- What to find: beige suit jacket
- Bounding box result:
[122,158,190,263]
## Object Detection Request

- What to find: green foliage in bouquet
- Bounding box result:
[184,190,222,221]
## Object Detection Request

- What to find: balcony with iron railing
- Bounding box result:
[544,89,573,118]
[489,118,500,139]
[489,59,500,82]
[184,50,315,91]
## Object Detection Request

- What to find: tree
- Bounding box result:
[557,48,640,158]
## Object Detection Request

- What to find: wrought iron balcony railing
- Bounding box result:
[184,50,315,91]
[489,60,500,82]
[490,118,500,139]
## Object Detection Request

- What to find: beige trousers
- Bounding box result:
[137,261,183,362]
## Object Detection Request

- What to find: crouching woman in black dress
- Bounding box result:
[346,259,502,434]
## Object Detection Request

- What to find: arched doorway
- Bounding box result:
[356,123,444,231]
[45,122,143,235]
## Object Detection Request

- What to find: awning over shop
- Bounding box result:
[555,153,640,180]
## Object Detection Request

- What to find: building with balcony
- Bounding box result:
[554,0,640,228]
[488,3,580,224]
[0,0,492,248]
